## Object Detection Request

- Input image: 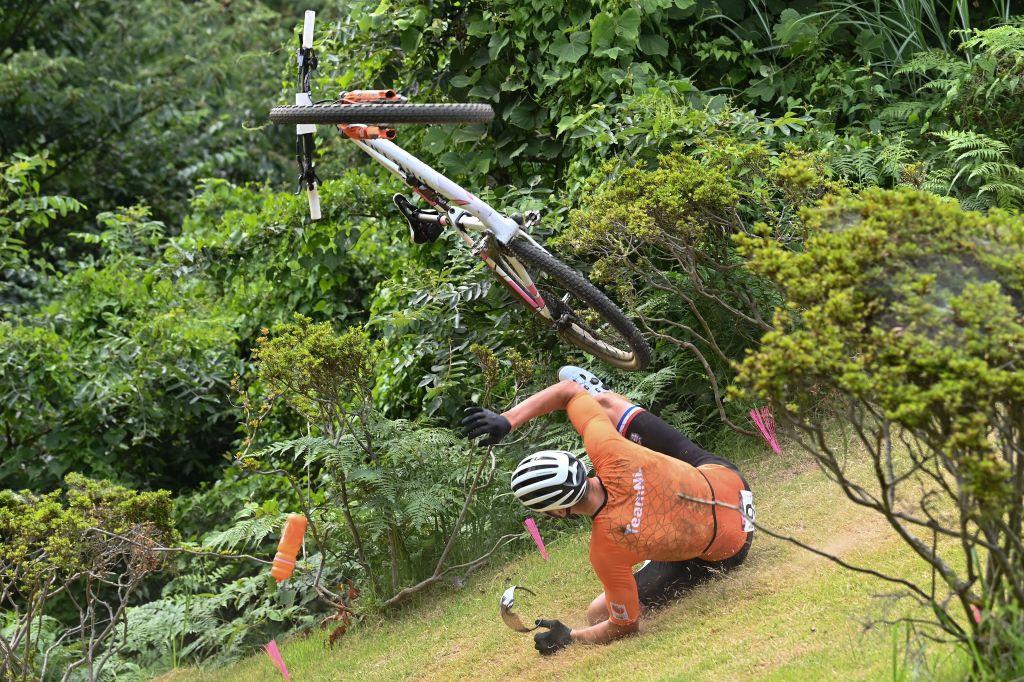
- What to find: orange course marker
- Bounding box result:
[271,514,308,582]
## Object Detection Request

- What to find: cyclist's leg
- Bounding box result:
[626,411,724,467]
[592,392,749,490]
[635,536,753,609]
[585,535,752,624]
[593,392,741,474]
[592,391,637,431]
[635,561,712,609]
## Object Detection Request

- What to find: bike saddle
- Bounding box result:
[393,194,444,244]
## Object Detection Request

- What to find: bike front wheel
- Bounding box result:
[497,237,651,371]
[269,103,494,125]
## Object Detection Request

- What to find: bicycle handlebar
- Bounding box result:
[295,10,320,220]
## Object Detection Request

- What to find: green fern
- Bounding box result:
[878,134,916,178]
[930,130,1024,209]
[895,50,967,79]
[827,144,882,185]
[256,436,336,465]
[936,129,1012,161]
[879,99,930,123]
[200,505,279,551]
[958,25,1024,60]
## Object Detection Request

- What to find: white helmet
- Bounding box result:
[511,450,588,512]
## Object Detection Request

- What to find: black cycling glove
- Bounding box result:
[460,407,511,446]
[533,619,572,655]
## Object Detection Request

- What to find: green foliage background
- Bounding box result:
[2,0,1023,678]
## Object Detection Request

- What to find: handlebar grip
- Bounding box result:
[307,185,321,221]
[302,10,315,49]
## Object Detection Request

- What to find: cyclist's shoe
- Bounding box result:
[393,194,443,244]
[558,365,608,396]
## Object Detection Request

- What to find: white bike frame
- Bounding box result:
[354,138,519,243]
[350,133,556,316]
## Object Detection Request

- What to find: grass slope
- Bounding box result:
[166,434,969,681]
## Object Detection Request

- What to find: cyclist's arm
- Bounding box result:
[569,548,643,644]
[584,539,643,642]
[502,381,585,430]
[566,392,623,468]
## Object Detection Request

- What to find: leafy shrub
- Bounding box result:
[557,129,841,431]
[893,25,1024,143]
[0,0,288,225]
[735,187,1024,677]
[868,24,1024,206]
[0,474,178,681]
[0,154,83,313]
[1,207,241,491]
[244,315,523,605]
[311,0,707,181]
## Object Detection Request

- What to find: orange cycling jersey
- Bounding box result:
[567,393,749,626]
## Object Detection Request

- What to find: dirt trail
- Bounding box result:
[415,455,910,682]
[165,440,946,682]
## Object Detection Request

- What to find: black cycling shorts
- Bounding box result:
[618,406,753,606]
[619,408,749,488]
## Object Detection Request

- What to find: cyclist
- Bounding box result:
[462,366,754,655]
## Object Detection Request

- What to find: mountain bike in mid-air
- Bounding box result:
[269,11,651,370]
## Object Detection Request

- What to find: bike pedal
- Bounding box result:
[554,314,573,332]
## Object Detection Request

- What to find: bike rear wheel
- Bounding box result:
[498,237,651,371]
[269,103,494,125]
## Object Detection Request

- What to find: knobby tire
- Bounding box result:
[269,103,494,125]
[501,238,651,371]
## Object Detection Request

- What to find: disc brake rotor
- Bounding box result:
[538,283,623,344]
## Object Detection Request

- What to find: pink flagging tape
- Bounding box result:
[264,640,291,681]
[749,406,781,455]
[524,517,549,561]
